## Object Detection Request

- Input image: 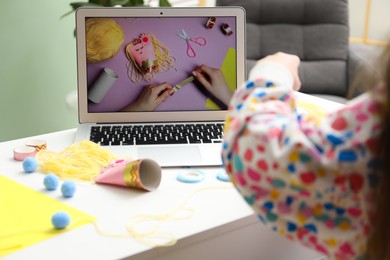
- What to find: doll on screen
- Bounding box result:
[125,33,175,83]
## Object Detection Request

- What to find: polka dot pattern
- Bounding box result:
[222,75,383,259]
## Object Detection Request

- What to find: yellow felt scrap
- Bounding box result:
[0,175,95,256]
[206,48,236,110]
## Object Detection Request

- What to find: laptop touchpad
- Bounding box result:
[137,146,202,166]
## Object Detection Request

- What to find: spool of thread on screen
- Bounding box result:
[88,67,118,103]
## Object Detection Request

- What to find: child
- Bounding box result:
[222,46,390,260]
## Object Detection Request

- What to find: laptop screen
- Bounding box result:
[85,16,237,113]
[76,7,245,123]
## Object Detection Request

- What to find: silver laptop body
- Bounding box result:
[74,7,246,167]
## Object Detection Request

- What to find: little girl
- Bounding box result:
[222,45,390,260]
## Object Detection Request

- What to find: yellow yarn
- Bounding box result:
[36,140,117,182]
[94,184,233,247]
[38,146,234,248]
[86,18,125,63]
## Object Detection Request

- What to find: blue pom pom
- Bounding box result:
[51,211,71,229]
[22,157,38,173]
[43,173,60,191]
[61,180,76,198]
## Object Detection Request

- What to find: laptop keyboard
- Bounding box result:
[89,123,224,146]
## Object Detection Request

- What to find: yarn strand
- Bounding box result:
[36,140,118,181]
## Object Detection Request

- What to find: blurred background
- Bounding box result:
[0,0,389,142]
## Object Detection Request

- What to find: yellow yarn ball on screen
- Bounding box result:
[86,18,125,63]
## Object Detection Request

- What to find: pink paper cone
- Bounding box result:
[94,159,161,191]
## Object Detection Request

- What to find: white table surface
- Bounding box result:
[1,92,340,260]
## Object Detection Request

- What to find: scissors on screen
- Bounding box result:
[176,28,206,58]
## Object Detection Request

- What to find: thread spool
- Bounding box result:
[206,17,216,29]
[25,139,47,152]
[221,23,233,36]
[13,146,36,161]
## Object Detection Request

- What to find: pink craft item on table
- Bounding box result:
[94,158,162,191]
[13,146,36,161]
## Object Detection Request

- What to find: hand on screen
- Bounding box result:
[122,83,174,112]
[192,65,233,106]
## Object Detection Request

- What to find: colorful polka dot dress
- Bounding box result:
[222,62,383,260]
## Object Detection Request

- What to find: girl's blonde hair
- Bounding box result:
[367,42,390,260]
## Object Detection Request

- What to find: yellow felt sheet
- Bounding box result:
[0,175,95,256]
[297,100,327,126]
[206,48,236,109]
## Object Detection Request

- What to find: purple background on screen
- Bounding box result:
[86,16,236,112]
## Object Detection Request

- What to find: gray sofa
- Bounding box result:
[216,0,377,102]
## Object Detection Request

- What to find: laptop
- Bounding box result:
[74,6,246,167]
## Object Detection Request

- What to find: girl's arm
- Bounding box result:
[222,60,382,259]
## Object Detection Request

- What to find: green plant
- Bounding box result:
[63,0,171,18]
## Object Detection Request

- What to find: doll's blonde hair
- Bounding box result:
[125,34,175,83]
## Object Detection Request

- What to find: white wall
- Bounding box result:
[349,0,390,41]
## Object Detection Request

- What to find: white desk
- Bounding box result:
[0,129,321,260]
[1,128,327,260]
